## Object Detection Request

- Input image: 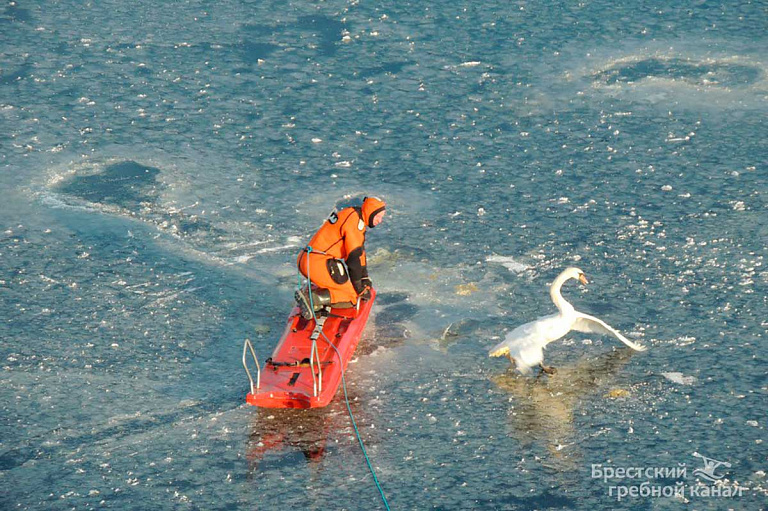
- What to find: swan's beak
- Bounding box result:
[579,274,589,285]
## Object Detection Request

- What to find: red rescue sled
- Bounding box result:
[243,289,376,409]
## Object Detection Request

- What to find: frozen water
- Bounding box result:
[661,372,698,386]
[1,0,767,510]
[485,255,530,274]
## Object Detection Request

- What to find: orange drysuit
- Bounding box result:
[296,197,386,304]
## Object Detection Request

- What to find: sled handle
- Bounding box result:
[309,317,326,397]
[242,339,261,393]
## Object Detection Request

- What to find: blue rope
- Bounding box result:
[304,246,316,312]
[300,246,390,510]
[321,331,391,511]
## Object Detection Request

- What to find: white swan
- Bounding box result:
[489,267,646,374]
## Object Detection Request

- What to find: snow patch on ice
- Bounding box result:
[661,372,697,385]
[486,255,529,274]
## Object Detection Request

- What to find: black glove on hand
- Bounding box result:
[359,277,373,301]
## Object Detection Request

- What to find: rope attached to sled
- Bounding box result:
[299,246,391,511]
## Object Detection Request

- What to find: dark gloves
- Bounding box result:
[359,277,373,300]
[353,276,373,294]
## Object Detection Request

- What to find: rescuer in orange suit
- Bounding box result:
[295,197,386,319]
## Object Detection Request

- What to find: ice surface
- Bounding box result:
[661,372,698,386]
[485,255,530,274]
[2,0,766,509]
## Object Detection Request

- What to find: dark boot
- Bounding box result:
[295,288,332,319]
[312,288,332,309]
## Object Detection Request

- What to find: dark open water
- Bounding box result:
[1,1,766,509]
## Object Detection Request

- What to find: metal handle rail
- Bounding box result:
[310,340,321,396]
[242,338,261,394]
[309,316,326,397]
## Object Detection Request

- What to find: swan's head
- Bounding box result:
[562,267,589,285]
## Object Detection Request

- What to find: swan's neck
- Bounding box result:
[550,274,575,316]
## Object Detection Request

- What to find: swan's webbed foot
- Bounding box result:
[539,363,557,376]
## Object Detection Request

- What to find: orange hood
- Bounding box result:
[361,197,386,228]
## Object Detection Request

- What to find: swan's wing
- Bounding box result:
[572,313,647,351]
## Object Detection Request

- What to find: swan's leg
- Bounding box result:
[506,353,516,367]
[539,362,557,375]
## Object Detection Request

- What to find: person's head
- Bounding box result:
[361,196,386,228]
